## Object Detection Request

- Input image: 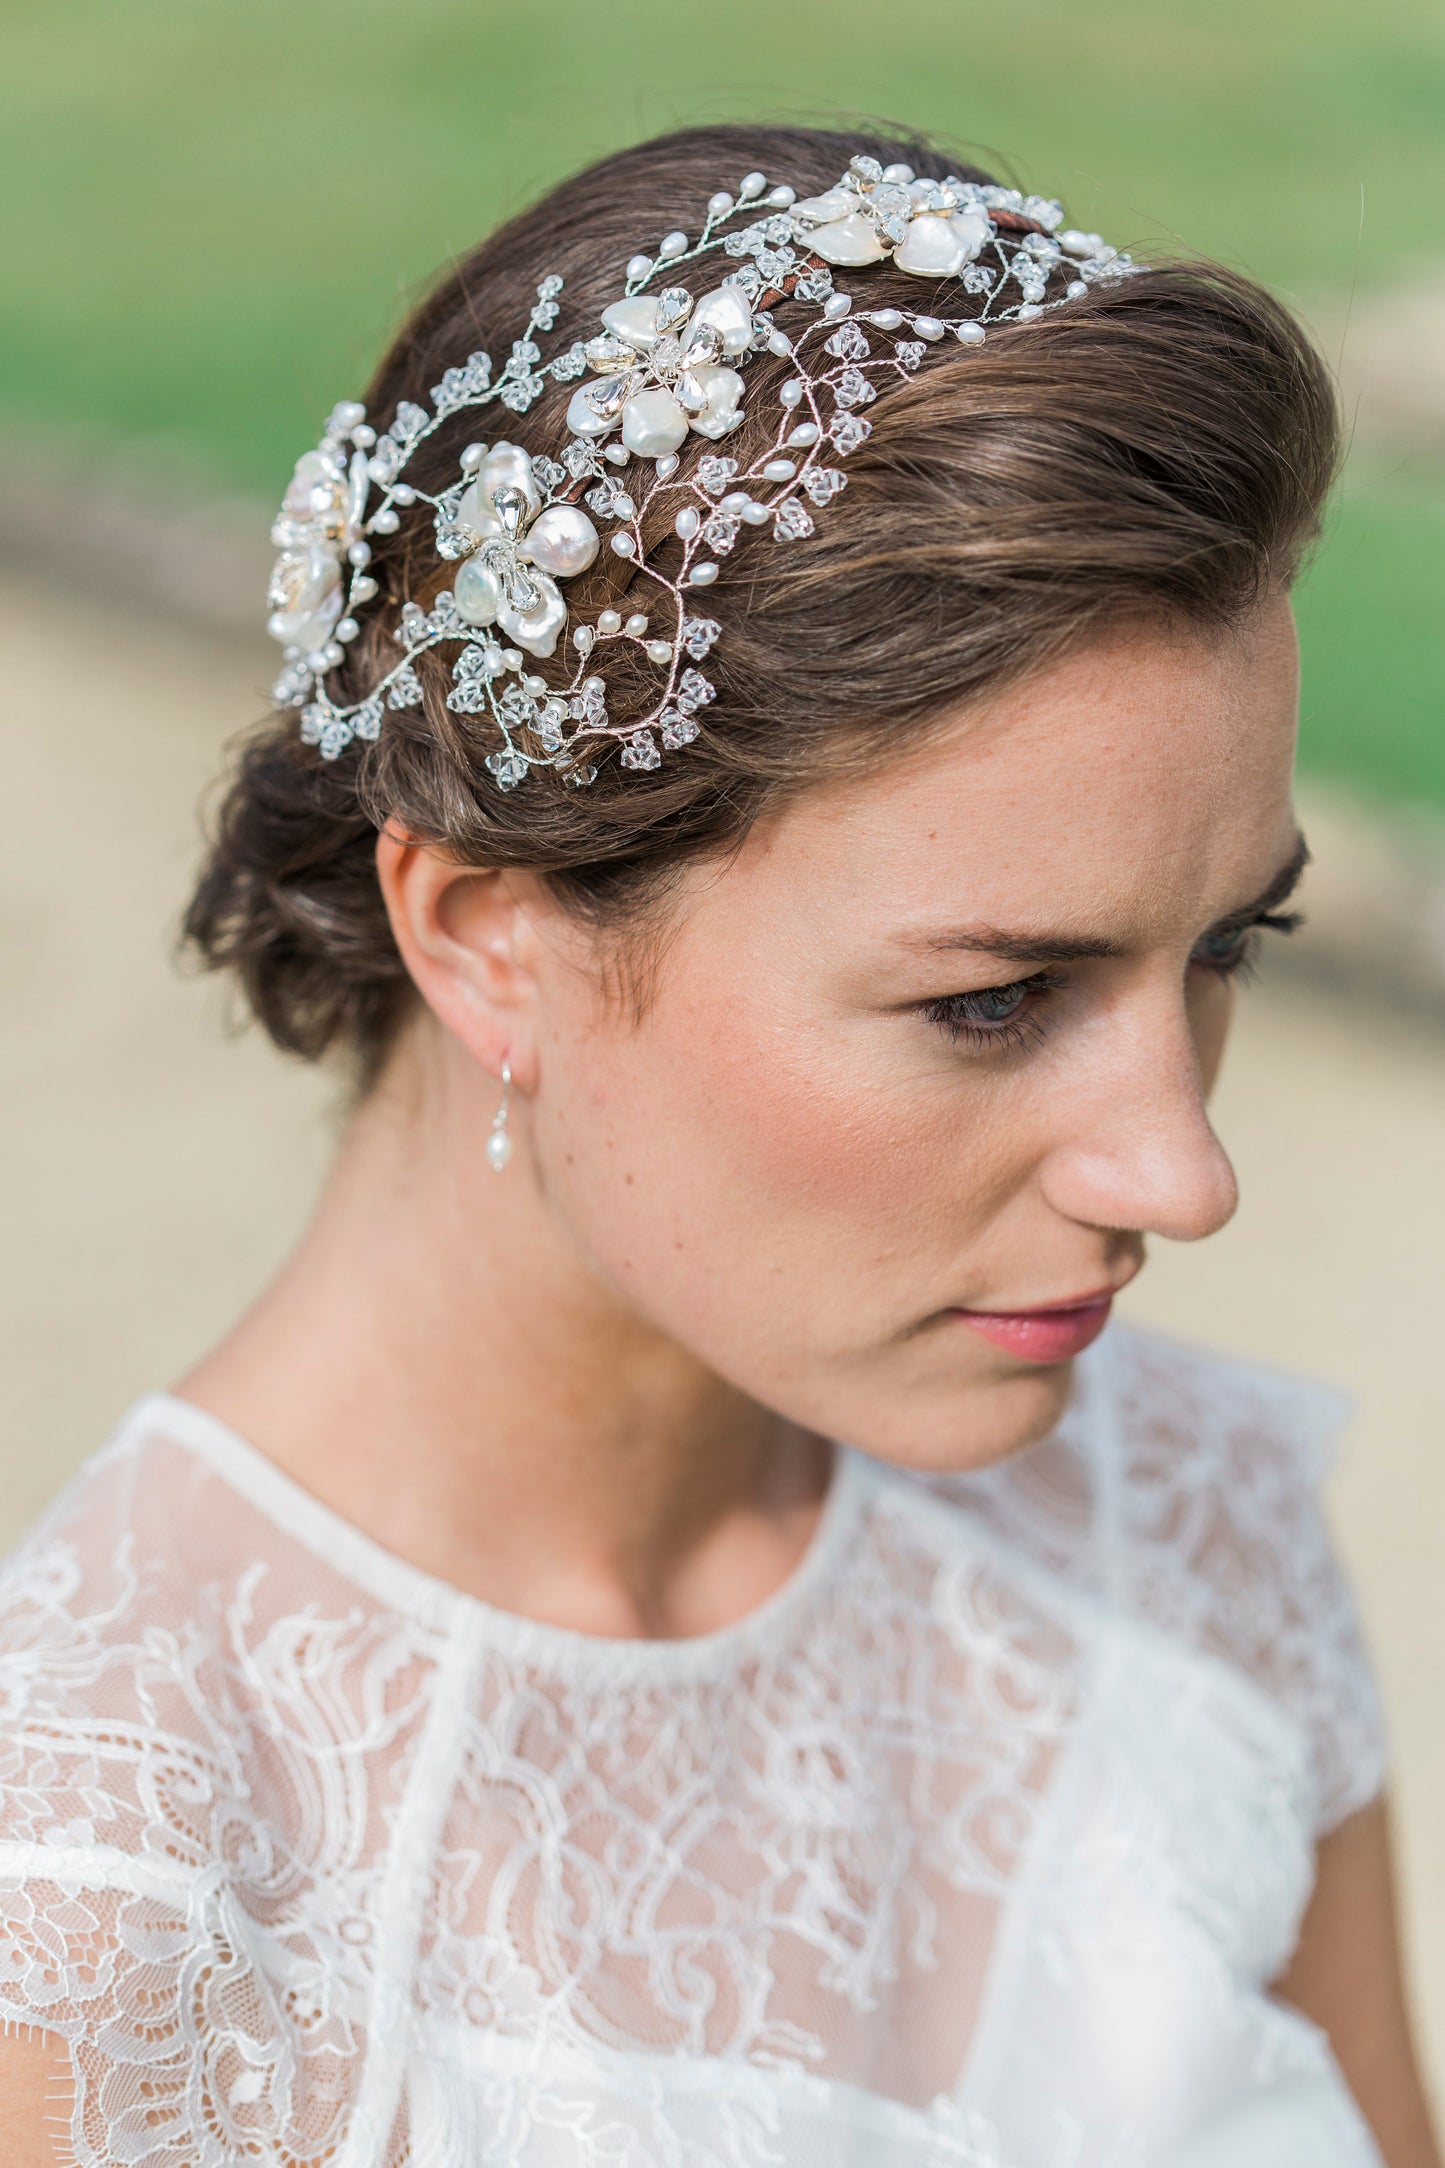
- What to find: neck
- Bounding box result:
[177,1026,831,1639]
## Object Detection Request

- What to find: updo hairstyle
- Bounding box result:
[184,120,1340,1086]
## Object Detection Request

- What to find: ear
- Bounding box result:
[375,824,541,1088]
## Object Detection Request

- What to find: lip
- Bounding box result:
[946,1289,1116,1364]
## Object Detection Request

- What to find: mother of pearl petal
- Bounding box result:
[566,384,619,439]
[686,365,746,441]
[267,545,342,647]
[948,206,992,258]
[689,286,754,357]
[525,504,599,578]
[893,213,969,278]
[790,187,857,225]
[621,388,690,458]
[802,213,888,267]
[453,556,503,626]
[600,295,664,350]
[498,572,566,658]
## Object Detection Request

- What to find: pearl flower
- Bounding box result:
[451,442,600,659]
[266,441,368,656]
[566,283,754,462]
[790,155,993,280]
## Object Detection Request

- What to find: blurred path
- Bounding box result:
[1,575,1441,2103]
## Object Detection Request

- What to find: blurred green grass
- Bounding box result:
[3,0,1441,807]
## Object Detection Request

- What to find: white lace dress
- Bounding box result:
[0,1325,1387,2168]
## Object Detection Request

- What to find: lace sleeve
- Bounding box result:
[0,1423,439,2167]
[1106,1327,1388,1836]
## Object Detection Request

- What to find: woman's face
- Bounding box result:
[514,593,1304,1469]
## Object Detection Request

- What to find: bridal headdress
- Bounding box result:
[266,158,1140,787]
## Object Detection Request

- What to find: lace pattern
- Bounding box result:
[0,1326,1388,2167]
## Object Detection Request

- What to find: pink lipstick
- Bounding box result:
[948,1292,1114,1363]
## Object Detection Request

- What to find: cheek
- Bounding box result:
[539,970,1038,1292]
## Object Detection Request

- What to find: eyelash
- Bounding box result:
[920,910,1305,1053]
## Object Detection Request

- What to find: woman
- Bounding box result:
[0,121,1437,2167]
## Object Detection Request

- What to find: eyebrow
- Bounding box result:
[902,832,1311,965]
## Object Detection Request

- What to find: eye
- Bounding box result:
[1192,926,1254,973]
[921,973,1056,1050]
[1191,907,1303,978]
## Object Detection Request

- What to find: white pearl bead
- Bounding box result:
[626,254,653,281]
[823,293,853,320]
[351,424,375,448]
[604,444,629,465]
[1059,230,1092,258]
[689,562,719,586]
[767,331,793,358]
[610,533,636,557]
[459,443,486,472]
[1067,280,1087,300]
[573,625,595,650]
[582,675,606,697]
[655,453,680,480]
[601,295,661,349]
[914,316,945,341]
[391,484,416,505]
[881,163,915,184]
[526,504,600,577]
[350,575,378,603]
[738,171,766,200]
[621,389,689,458]
[335,617,359,642]
[322,641,344,667]
[658,230,688,259]
[721,491,751,512]
[333,400,366,428]
[956,320,985,344]
[502,647,523,670]
[866,308,903,330]
[787,424,819,446]
[486,1128,512,1173]
[625,612,649,635]
[707,191,734,217]
[739,503,770,525]
[598,609,622,634]
[766,185,795,207]
[1017,303,1043,321]
[779,381,803,408]
[523,674,547,694]
[347,541,371,566]
[372,508,400,534]
[674,506,700,540]
[646,640,672,663]
[763,459,795,482]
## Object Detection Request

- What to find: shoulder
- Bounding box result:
[0,1398,444,1863]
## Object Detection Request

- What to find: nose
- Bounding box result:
[1039,1007,1240,1245]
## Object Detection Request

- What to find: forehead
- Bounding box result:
[736,603,1301,941]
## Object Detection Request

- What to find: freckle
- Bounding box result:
[625,1172,635,1185]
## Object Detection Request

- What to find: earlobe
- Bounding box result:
[374,825,536,1082]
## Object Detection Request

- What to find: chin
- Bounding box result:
[845,1354,1079,1478]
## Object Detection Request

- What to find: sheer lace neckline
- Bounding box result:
[114,1390,879,1674]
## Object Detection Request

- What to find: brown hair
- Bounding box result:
[185,120,1339,1083]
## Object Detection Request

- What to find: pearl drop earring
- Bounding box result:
[486,1061,513,1173]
